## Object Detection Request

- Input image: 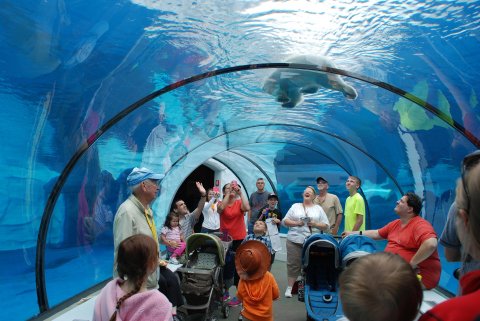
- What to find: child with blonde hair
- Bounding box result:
[339,252,422,321]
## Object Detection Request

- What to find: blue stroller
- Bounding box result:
[301,234,377,321]
[301,234,343,321]
[339,234,377,267]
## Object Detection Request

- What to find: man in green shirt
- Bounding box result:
[344,176,366,232]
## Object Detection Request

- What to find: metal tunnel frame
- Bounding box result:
[35,62,478,314]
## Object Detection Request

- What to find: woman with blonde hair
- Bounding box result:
[281,186,329,297]
[339,252,423,321]
[93,234,173,321]
[420,150,480,321]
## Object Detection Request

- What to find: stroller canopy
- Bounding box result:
[186,233,226,266]
[302,233,340,268]
[339,234,377,266]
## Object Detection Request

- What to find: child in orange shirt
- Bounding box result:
[235,240,279,321]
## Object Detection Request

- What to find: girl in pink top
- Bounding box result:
[161,212,186,264]
[93,234,173,321]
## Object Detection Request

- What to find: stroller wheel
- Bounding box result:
[222,305,229,318]
[175,311,187,321]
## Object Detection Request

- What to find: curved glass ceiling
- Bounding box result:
[0,1,479,320]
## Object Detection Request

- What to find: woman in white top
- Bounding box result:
[282,186,329,298]
[201,188,221,233]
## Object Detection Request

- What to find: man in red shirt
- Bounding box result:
[343,192,440,289]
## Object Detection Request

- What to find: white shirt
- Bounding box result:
[282,203,330,244]
[202,198,220,230]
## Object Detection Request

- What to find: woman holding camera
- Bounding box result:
[218,181,251,307]
[281,186,329,298]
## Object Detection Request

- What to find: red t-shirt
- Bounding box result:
[220,199,247,241]
[378,216,440,289]
[419,270,480,321]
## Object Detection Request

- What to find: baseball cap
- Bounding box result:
[268,193,278,200]
[126,167,164,186]
[316,177,328,184]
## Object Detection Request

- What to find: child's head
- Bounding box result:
[267,193,278,208]
[339,252,422,321]
[253,220,268,236]
[117,234,158,287]
[346,176,361,192]
[165,212,180,229]
[235,240,271,281]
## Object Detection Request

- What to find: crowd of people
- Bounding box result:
[92,149,480,321]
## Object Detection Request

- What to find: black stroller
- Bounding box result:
[177,233,232,321]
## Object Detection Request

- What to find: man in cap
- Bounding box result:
[171,181,207,239]
[235,240,279,321]
[113,167,183,319]
[314,177,343,235]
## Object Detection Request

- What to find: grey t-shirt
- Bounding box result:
[249,191,270,221]
[440,202,480,275]
[180,212,198,239]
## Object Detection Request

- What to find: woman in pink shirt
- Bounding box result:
[93,234,173,321]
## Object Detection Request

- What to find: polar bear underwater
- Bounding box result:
[262,55,358,108]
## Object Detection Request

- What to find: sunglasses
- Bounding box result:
[461,150,480,212]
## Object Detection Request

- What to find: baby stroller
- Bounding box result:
[177,233,232,321]
[301,233,343,321]
[339,234,377,267]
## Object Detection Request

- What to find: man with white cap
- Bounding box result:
[113,167,164,288]
[113,167,183,319]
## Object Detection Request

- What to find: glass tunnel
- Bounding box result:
[0,1,479,320]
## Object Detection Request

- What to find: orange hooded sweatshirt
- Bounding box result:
[236,271,279,321]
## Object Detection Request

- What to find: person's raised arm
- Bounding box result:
[410,238,438,269]
[192,182,207,220]
[238,187,250,212]
[217,193,231,214]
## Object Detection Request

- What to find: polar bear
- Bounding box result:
[262,55,358,108]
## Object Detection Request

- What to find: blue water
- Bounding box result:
[1,0,479,320]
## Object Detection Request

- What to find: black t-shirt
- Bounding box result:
[257,205,282,227]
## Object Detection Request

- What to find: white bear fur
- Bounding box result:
[263,55,357,108]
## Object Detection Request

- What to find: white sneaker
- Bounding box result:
[285,286,292,298]
[169,257,179,264]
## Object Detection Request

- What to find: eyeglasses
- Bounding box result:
[144,180,160,189]
[461,150,480,212]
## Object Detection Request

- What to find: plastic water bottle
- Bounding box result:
[298,279,305,302]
